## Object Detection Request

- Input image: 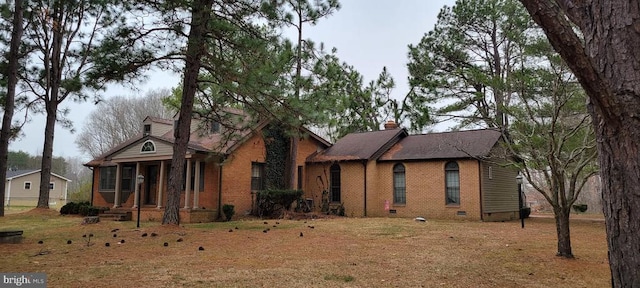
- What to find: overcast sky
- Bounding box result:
[8,0,456,161]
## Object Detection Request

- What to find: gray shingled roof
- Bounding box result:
[6,169,39,179]
[379,129,502,161]
[307,129,407,162]
[5,169,72,181]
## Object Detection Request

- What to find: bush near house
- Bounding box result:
[256,189,303,218]
[222,204,235,221]
[60,201,107,216]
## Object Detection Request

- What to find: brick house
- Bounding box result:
[4,169,71,208]
[305,121,520,221]
[84,112,330,223]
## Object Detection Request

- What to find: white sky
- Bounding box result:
[8,0,456,161]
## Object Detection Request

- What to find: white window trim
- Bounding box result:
[140,140,157,154]
[488,166,493,180]
[24,181,32,190]
[49,182,55,190]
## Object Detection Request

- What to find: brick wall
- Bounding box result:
[220,133,266,216]
[306,159,484,221]
[369,159,482,220]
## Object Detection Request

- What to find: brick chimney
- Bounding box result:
[384,120,399,130]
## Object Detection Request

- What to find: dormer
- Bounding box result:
[143,124,151,136]
[142,116,174,137]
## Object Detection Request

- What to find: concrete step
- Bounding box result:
[100,210,132,221]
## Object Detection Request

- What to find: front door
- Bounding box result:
[145,165,158,205]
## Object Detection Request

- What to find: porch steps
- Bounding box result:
[100,210,132,221]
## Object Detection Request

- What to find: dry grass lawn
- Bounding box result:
[0,209,609,287]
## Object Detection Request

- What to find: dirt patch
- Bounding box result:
[15,208,60,217]
[0,214,609,287]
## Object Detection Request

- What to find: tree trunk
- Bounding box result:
[37,103,58,208]
[596,115,640,286]
[0,0,24,216]
[37,0,64,209]
[288,7,304,190]
[553,207,573,258]
[519,0,640,285]
[162,0,211,225]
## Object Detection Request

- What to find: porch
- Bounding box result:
[94,155,223,221]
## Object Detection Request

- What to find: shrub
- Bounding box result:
[256,189,303,218]
[60,202,77,215]
[60,201,100,216]
[572,204,588,213]
[222,204,235,221]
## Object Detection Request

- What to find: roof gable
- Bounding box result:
[5,169,71,182]
[379,129,502,161]
[6,169,39,179]
[85,115,331,166]
[308,129,407,162]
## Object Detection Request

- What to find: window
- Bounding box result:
[198,162,205,190]
[185,162,206,191]
[24,182,31,190]
[100,166,117,191]
[121,166,134,192]
[297,166,303,190]
[445,161,460,205]
[330,163,341,202]
[143,124,151,136]
[49,182,55,190]
[393,163,406,204]
[141,140,156,153]
[488,166,493,180]
[251,162,265,191]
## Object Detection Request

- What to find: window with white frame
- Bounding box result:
[24,181,31,190]
[393,163,406,204]
[141,140,156,153]
[445,161,460,205]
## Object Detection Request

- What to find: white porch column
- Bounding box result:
[157,160,165,209]
[193,161,201,208]
[113,163,122,208]
[184,159,192,209]
[133,162,141,208]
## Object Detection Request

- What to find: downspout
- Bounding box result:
[90,167,95,206]
[6,179,11,207]
[478,160,483,221]
[362,160,367,217]
[217,155,226,220]
[64,178,68,204]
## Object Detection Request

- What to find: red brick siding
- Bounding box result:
[305,159,484,221]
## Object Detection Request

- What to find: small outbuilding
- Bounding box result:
[4,169,71,208]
